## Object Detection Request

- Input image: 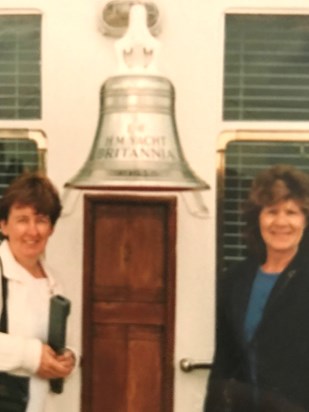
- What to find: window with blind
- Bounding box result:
[218,134,309,271]
[0,13,41,119]
[219,13,309,272]
[224,14,309,121]
[0,129,46,196]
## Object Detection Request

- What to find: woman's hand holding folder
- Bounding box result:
[36,344,75,380]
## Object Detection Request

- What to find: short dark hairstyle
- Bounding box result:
[243,164,309,262]
[0,172,62,226]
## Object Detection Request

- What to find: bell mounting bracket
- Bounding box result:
[101,0,160,38]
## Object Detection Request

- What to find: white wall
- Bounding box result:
[1,0,308,410]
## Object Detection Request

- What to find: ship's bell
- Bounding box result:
[65,74,209,191]
[65,1,209,191]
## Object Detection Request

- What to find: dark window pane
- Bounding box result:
[0,138,39,194]
[224,14,309,121]
[0,14,41,119]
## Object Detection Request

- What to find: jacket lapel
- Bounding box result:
[231,259,259,345]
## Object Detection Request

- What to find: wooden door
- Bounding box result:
[82,194,177,412]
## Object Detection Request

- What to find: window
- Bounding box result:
[0,11,44,194]
[219,12,309,272]
[0,12,41,119]
[0,129,46,195]
[224,14,309,121]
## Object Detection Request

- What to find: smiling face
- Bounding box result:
[0,204,54,264]
[259,199,307,258]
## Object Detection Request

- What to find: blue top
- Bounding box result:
[244,268,280,343]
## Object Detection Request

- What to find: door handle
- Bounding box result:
[179,358,212,373]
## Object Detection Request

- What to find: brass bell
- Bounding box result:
[65,74,209,191]
[65,1,209,191]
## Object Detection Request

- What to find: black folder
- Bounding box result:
[47,295,71,394]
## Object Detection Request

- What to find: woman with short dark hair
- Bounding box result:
[0,172,75,412]
[204,164,309,412]
[0,172,62,226]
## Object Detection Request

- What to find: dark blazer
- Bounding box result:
[204,251,309,412]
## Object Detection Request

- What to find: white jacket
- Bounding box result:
[0,240,63,376]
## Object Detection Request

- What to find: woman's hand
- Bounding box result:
[36,344,75,379]
[56,349,76,371]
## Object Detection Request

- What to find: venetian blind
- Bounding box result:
[0,14,41,119]
[224,14,309,121]
[222,140,309,269]
[0,137,40,195]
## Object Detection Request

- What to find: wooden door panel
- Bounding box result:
[82,195,176,412]
[91,324,163,412]
[92,203,165,298]
[93,302,164,325]
[127,330,162,411]
[92,325,127,412]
